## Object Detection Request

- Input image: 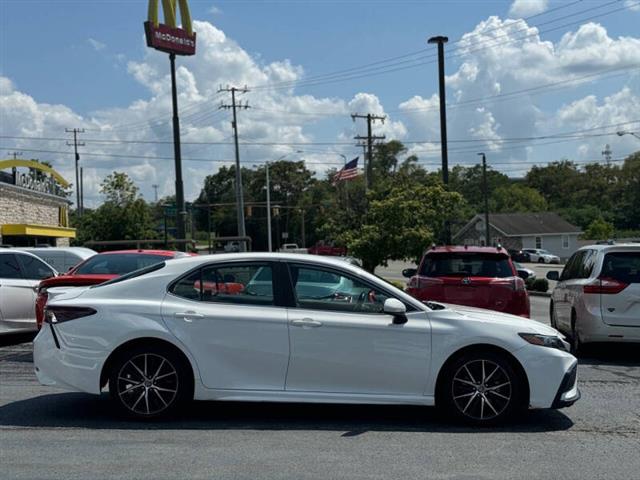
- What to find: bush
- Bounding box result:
[385,279,407,291]
[527,278,549,293]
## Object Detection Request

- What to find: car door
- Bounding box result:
[0,253,38,331]
[554,252,582,330]
[284,263,431,396]
[162,261,290,391]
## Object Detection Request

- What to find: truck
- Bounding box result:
[307,241,347,256]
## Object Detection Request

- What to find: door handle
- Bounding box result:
[291,318,322,328]
[175,311,204,322]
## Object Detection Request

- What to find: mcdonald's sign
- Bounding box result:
[144,0,196,56]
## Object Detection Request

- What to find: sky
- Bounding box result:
[1,0,640,207]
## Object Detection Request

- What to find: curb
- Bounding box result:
[528,291,551,298]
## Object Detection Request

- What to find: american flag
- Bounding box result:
[332,157,360,185]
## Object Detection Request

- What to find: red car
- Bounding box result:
[307,242,347,256]
[404,246,530,318]
[35,250,190,329]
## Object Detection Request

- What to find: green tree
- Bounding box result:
[490,184,548,213]
[337,185,466,272]
[583,217,614,240]
[73,172,156,244]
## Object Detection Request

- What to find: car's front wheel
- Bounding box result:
[440,351,526,425]
[109,344,191,419]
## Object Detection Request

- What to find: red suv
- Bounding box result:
[404,246,530,317]
[35,250,190,329]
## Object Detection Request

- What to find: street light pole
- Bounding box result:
[617,130,640,140]
[266,162,272,252]
[428,35,450,244]
[478,152,490,247]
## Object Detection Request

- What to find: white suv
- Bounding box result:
[547,244,640,353]
[523,248,561,264]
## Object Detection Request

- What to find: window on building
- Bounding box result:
[535,236,543,249]
[562,235,569,249]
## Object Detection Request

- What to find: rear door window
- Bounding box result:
[0,254,22,279]
[600,252,640,284]
[420,253,514,278]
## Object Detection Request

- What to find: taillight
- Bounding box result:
[44,306,97,324]
[583,277,628,295]
[513,277,526,292]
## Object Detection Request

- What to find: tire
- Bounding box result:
[550,302,558,330]
[109,344,192,419]
[439,351,526,426]
[538,258,545,264]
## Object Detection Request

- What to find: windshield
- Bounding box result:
[74,253,169,275]
[420,253,514,278]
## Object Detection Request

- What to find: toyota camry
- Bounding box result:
[33,253,579,425]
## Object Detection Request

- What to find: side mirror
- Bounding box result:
[517,270,529,280]
[384,298,408,325]
[402,268,417,278]
[546,271,560,281]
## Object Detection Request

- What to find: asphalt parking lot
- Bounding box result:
[2,295,640,480]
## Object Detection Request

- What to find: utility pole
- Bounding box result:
[428,35,451,244]
[478,153,490,247]
[8,151,22,160]
[352,113,385,189]
[80,167,84,214]
[219,85,250,251]
[65,128,85,216]
[152,184,159,203]
[602,144,612,166]
[266,162,272,252]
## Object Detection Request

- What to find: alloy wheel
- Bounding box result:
[451,359,512,421]
[116,353,179,416]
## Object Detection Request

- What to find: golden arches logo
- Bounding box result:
[145,0,196,56]
[0,159,70,189]
[148,0,193,36]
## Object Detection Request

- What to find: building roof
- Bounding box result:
[454,212,582,240]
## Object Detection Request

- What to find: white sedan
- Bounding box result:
[34,253,579,425]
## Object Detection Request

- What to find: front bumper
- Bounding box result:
[552,362,580,408]
[33,324,104,394]
[513,343,579,409]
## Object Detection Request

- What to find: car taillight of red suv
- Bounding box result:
[404,246,530,318]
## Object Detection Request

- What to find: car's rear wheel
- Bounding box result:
[441,351,525,426]
[109,344,191,419]
[538,258,545,264]
[570,314,583,356]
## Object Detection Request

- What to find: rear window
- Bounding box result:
[91,262,166,288]
[420,253,514,278]
[74,253,168,275]
[601,252,640,284]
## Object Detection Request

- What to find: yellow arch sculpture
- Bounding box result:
[0,159,70,189]
[148,0,193,35]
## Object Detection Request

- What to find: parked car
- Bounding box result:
[223,241,240,253]
[35,249,190,329]
[547,244,640,353]
[522,248,561,264]
[404,246,530,318]
[278,243,308,254]
[34,252,578,424]
[0,250,57,335]
[20,247,96,273]
[507,249,531,263]
[307,242,347,256]
[513,262,536,281]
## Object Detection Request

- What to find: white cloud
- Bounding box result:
[208,5,222,15]
[508,0,548,18]
[624,0,640,12]
[87,38,106,51]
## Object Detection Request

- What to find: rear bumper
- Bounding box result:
[577,310,640,343]
[33,325,104,394]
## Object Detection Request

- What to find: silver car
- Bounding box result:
[547,244,640,353]
[0,250,57,334]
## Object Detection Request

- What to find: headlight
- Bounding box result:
[519,333,570,352]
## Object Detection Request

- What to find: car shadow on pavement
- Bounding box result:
[0,393,574,435]
[577,343,640,367]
